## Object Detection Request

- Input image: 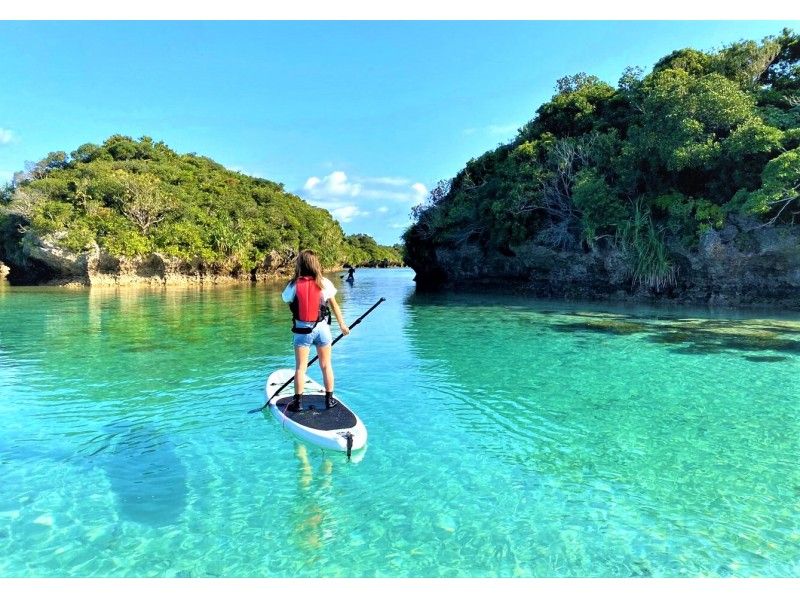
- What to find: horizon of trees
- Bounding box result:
[0,135,402,275]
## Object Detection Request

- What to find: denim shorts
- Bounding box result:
[292,321,333,348]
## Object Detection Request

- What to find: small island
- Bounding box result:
[0,135,402,286]
[403,29,800,308]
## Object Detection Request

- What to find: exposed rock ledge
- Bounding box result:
[407,219,800,309]
[4,232,297,286]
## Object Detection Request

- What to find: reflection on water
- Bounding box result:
[291,443,335,557]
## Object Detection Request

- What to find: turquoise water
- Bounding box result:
[1,268,799,577]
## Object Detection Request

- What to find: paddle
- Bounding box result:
[248,297,386,414]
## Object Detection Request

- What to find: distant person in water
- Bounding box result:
[346,266,355,282]
[281,250,349,412]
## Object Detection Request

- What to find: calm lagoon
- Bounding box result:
[0,268,798,576]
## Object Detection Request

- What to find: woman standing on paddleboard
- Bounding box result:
[281,250,349,412]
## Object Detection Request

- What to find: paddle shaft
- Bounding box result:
[250,297,386,413]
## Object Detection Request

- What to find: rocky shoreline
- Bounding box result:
[408,219,800,310]
[0,230,402,287]
[0,231,300,287]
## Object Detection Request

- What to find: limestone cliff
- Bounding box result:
[407,217,800,309]
[0,225,297,286]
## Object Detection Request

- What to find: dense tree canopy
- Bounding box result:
[342,233,403,266]
[0,135,401,272]
[404,29,800,290]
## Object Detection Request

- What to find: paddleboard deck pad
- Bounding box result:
[266,368,367,457]
[273,395,357,430]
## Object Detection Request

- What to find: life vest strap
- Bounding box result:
[291,323,315,334]
[291,304,331,333]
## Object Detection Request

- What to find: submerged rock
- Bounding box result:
[550,319,648,335]
[94,421,188,527]
[743,355,789,362]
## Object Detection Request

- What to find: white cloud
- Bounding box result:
[331,205,367,223]
[411,183,428,197]
[0,129,15,145]
[298,170,429,226]
[303,171,361,198]
[303,171,426,204]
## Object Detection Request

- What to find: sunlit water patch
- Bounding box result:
[1,272,798,576]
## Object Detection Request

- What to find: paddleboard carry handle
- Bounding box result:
[249,297,386,414]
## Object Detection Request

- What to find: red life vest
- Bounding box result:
[290,276,330,333]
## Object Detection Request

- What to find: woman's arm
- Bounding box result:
[281,282,295,303]
[327,297,350,335]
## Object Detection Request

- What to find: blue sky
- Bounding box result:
[1,21,797,244]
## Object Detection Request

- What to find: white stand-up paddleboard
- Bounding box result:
[265,368,367,458]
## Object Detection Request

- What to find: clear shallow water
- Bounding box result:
[0,269,799,577]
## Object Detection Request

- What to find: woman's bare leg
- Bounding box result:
[316,344,334,392]
[294,346,310,395]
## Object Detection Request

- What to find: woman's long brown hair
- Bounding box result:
[292,250,324,289]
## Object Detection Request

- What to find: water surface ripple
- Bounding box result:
[0,271,798,577]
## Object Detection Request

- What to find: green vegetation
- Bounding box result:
[0,135,401,275]
[404,29,800,289]
[342,234,403,266]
